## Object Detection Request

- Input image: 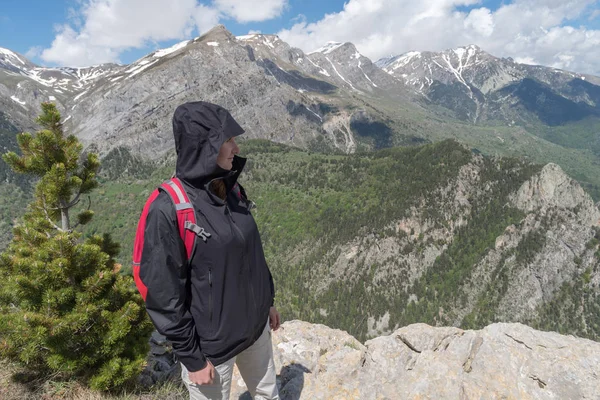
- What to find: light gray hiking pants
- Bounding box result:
[181,323,279,400]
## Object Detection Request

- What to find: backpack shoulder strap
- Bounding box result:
[160,178,212,256]
[133,178,211,301]
[159,178,197,262]
[132,187,161,301]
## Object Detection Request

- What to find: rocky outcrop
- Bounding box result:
[512,163,600,225]
[230,320,600,399]
[450,162,600,328]
[494,164,600,320]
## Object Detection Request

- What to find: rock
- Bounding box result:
[230,320,600,399]
[512,163,600,225]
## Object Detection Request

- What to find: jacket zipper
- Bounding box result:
[208,267,213,326]
[225,204,258,315]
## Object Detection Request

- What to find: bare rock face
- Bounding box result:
[512,163,600,225]
[480,163,600,322]
[230,320,600,399]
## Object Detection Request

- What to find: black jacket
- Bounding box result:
[140,102,275,372]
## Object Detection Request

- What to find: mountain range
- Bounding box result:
[2,25,600,198]
[1,25,600,343]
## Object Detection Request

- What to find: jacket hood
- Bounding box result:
[173,101,245,187]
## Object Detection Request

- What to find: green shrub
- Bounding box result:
[0,103,152,390]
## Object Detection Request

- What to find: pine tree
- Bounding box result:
[0,103,153,390]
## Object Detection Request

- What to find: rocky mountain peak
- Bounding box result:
[448,43,483,55]
[512,163,600,224]
[376,51,422,73]
[373,41,600,126]
[0,47,36,73]
[196,24,236,44]
[236,33,290,54]
[377,44,490,73]
[309,41,359,58]
[309,41,345,55]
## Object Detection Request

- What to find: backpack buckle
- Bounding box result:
[184,221,212,242]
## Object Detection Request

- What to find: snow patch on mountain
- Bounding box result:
[236,34,257,41]
[73,90,89,102]
[381,51,422,73]
[10,95,26,106]
[153,40,190,58]
[304,105,322,121]
[27,70,59,87]
[306,57,330,77]
[236,34,282,50]
[1,49,120,95]
[125,59,159,78]
[0,47,26,67]
[326,57,358,91]
[358,60,377,88]
[310,42,345,55]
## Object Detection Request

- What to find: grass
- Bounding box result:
[0,359,187,400]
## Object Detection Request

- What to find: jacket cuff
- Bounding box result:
[177,351,208,372]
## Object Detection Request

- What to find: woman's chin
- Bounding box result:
[217,163,233,171]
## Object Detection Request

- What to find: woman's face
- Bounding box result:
[216,136,240,171]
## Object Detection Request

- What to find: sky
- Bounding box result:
[1,0,600,75]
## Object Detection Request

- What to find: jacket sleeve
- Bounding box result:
[268,267,275,307]
[140,192,207,372]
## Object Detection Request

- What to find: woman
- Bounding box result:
[139,101,280,399]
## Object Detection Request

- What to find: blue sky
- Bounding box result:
[1,0,600,75]
[0,0,348,65]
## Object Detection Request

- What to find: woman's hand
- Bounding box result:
[188,360,215,385]
[269,306,281,331]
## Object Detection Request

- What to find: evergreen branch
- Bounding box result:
[66,190,83,209]
[42,195,80,212]
[40,198,65,232]
[72,197,92,230]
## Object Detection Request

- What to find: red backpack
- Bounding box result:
[132,177,211,301]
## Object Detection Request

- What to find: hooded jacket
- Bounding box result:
[140,101,275,372]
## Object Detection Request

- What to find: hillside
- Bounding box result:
[1,24,600,348]
[63,139,600,344]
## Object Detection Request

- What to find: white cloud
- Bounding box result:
[214,0,288,23]
[25,46,43,59]
[514,56,538,65]
[40,0,287,67]
[42,0,201,66]
[464,8,494,37]
[278,0,600,75]
[193,4,221,34]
